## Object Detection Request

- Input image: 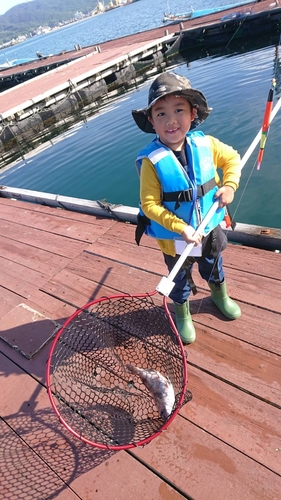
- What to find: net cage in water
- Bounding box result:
[46,293,192,450]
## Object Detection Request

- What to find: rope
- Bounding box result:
[225,0,259,49]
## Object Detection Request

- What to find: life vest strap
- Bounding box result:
[135,213,151,246]
[162,178,216,204]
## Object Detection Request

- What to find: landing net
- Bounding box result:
[46,293,192,450]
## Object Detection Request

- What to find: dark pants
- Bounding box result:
[163,252,225,304]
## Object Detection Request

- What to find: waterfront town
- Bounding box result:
[0,0,138,50]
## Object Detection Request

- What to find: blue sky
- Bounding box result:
[0,0,33,16]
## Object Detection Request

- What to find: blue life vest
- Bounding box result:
[135,131,225,241]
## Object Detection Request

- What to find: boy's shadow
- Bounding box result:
[168,292,234,322]
[190,294,232,321]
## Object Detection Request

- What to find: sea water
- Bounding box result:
[0,0,280,229]
[0,0,252,62]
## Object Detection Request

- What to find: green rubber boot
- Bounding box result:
[174,301,196,344]
[209,281,241,319]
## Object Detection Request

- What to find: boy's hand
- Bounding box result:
[181,225,202,246]
[215,185,234,207]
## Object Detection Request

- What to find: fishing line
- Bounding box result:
[231,50,281,219]
[191,44,281,316]
[225,0,259,50]
[273,33,281,75]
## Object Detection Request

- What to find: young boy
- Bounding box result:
[132,71,242,344]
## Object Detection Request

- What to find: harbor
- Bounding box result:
[1,2,281,498]
[1,0,281,166]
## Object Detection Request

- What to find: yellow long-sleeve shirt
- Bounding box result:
[139,135,241,256]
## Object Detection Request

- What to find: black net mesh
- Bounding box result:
[48,295,192,449]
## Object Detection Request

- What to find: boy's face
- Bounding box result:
[148,94,197,151]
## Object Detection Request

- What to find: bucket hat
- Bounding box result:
[132,72,212,133]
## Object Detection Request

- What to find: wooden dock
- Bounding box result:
[1,196,280,499]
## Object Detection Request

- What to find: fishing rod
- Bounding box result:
[256,36,281,170]
[156,93,281,297]
[256,78,276,170]
[241,92,281,168]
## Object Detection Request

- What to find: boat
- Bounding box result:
[220,9,252,21]
[162,0,256,24]
[0,57,37,71]
[163,10,193,23]
[191,0,255,19]
[162,0,193,23]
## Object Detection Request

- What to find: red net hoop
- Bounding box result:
[46,292,192,450]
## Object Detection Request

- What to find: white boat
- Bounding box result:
[162,0,193,23]
[163,11,193,23]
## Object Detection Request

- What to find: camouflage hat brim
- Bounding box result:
[132,72,212,133]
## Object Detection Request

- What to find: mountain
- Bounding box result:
[0,0,100,45]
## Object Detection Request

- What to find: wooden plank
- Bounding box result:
[96,227,281,280]
[0,286,23,318]
[185,365,281,475]
[103,220,281,280]
[63,244,281,315]
[0,354,187,500]
[93,236,281,308]
[23,289,76,322]
[132,414,281,500]
[0,303,60,359]
[40,266,164,310]
[0,278,75,359]
[0,200,280,499]
[0,201,117,242]
[41,265,281,403]
[0,255,49,287]
[103,220,158,248]
[0,258,49,299]
[0,197,117,227]
[71,453,186,500]
[43,253,162,303]
[223,244,281,280]
[65,249,162,292]
[186,292,281,355]
[0,418,78,500]
[1,340,54,383]
[2,197,279,281]
[187,324,281,404]
[88,236,167,275]
[1,340,280,500]
[0,355,117,497]
[0,235,70,276]
[41,247,280,351]
[0,219,90,259]
[40,268,116,307]
[191,265,281,314]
